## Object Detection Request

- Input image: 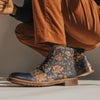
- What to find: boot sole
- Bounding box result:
[77,66,94,77]
[8,77,78,87]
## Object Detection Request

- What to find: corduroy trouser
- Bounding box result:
[15,0,100,57]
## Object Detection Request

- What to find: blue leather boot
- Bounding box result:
[8,44,78,86]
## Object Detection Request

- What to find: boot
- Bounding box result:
[74,48,94,77]
[8,44,78,86]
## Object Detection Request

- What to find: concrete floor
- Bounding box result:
[0,78,100,100]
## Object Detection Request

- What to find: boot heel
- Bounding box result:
[63,78,78,86]
[77,66,95,77]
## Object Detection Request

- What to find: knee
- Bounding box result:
[15,22,34,35]
[15,23,24,39]
[15,22,33,39]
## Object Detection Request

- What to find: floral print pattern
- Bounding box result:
[10,44,76,83]
[74,48,91,72]
[28,45,77,82]
[9,44,92,83]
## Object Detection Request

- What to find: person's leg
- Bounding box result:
[31,0,66,45]
[61,0,100,49]
[15,0,67,56]
[8,0,78,86]
[15,0,94,78]
[57,0,95,77]
[15,22,51,57]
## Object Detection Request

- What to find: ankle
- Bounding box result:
[49,43,59,47]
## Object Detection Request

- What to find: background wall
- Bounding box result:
[0,0,100,80]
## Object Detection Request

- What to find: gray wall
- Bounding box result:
[0,0,100,80]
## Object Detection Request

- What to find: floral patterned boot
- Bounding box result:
[8,44,78,86]
[74,48,94,77]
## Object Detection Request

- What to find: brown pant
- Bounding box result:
[15,0,100,57]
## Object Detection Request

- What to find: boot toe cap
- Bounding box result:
[9,72,33,81]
